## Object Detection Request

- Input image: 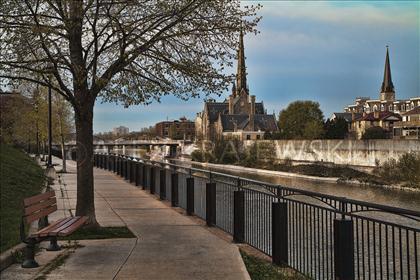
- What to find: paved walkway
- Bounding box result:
[2,157,249,280]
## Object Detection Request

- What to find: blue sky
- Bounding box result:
[93,1,419,133]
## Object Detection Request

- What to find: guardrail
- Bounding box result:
[93,153,420,280]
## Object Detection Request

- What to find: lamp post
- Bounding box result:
[44,64,56,181]
[47,83,52,167]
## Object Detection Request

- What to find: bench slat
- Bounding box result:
[24,191,55,207]
[31,217,74,238]
[57,216,88,236]
[46,216,85,236]
[24,197,57,215]
[25,205,57,224]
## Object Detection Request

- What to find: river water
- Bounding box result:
[103,147,420,212]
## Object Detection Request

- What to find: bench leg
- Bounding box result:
[46,237,61,251]
[22,239,39,268]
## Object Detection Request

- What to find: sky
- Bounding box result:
[93,1,420,133]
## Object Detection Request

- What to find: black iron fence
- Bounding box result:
[93,153,420,280]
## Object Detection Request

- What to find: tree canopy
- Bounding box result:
[325,117,349,139]
[0,0,261,225]
[278,101,325,139]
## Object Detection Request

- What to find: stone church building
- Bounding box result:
[195,32,278,141]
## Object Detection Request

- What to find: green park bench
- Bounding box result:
[20,191,87,268]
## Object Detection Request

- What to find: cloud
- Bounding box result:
[251,1,418,28]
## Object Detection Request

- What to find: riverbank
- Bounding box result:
[177,158,420,192]
[0,145,45,252]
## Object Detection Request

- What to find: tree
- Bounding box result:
[53,94,74,172]
[362,126,387,140]
[325,117,348,139]
[278,101,325,139]
[1,1,260,226]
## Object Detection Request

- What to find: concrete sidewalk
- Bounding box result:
[2,157,250,280]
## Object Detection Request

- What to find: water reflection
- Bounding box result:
[100,148,420,212]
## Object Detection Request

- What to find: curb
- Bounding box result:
[0,243,25,271]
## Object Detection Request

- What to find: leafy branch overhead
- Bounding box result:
[1,1,262,107]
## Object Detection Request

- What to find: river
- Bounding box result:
[103,147,420,212]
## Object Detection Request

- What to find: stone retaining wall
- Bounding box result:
[243,140,420,167]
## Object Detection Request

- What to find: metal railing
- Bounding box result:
[93,153,420,280]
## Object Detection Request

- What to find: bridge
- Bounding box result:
[55,139,193,158]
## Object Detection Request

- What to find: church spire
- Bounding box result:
[236,30,247,95]
[381,46,394,93]
[380,46,395,101]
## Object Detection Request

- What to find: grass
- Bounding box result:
[59,226,136,240]
[240,250,307,280]
[0,144,45,252]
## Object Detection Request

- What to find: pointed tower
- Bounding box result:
[380,46,395,101]
[236,30,248,95]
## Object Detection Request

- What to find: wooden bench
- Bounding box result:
[20,191,88,268]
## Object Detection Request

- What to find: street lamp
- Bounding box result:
[44,63,56,181]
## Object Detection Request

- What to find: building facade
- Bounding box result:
[344,47,420,115]
[332,47,419,139]
[112,126,129,136]
[393,106,420,139]
[195,32,278,141]
[155,117,195,140]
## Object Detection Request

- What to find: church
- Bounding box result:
[195,32,278,141]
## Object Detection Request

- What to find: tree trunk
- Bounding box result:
[75,101,98,227]
[59,116,67,173]
[60,138,66,172]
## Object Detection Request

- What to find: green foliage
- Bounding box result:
[278,101,325,139]
[362,126,387,139]
[240,250,307,280]
[0,144,45,252]
[325,118,349,139]
[378,152,420,188]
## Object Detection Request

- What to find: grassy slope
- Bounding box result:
[0,144,45,252]
[240,250,307,280]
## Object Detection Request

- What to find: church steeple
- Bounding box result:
[380,46,395,101]
[236,30,248,95]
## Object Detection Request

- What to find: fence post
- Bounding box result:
[233,190,245,243]
[126,159,131,181]
[334,203,355,280]
[272,202,288,265]
[150,166,155,194]
[160,169,166,200]
[142,165,147,190]
[117,157,122,176]
[135,162,140,186]
[186,177,194,215]
[123,159,127,179]
[206,183,216,226]
[113,155,117,173]
[171,173,178,207]
[106,155,110,170]
[129,160,134,183]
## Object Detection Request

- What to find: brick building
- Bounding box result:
[155,117,195,140]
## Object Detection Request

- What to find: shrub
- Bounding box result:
[191,150,205,162]
[362,126,387,139]
[378,152,420,188]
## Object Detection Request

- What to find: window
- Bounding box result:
[246,134,251,140]
[256,135,261,140]
[381,104,384,111]
[389,105,393,111]
[373,105,378,112]
[402,104,405,111]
